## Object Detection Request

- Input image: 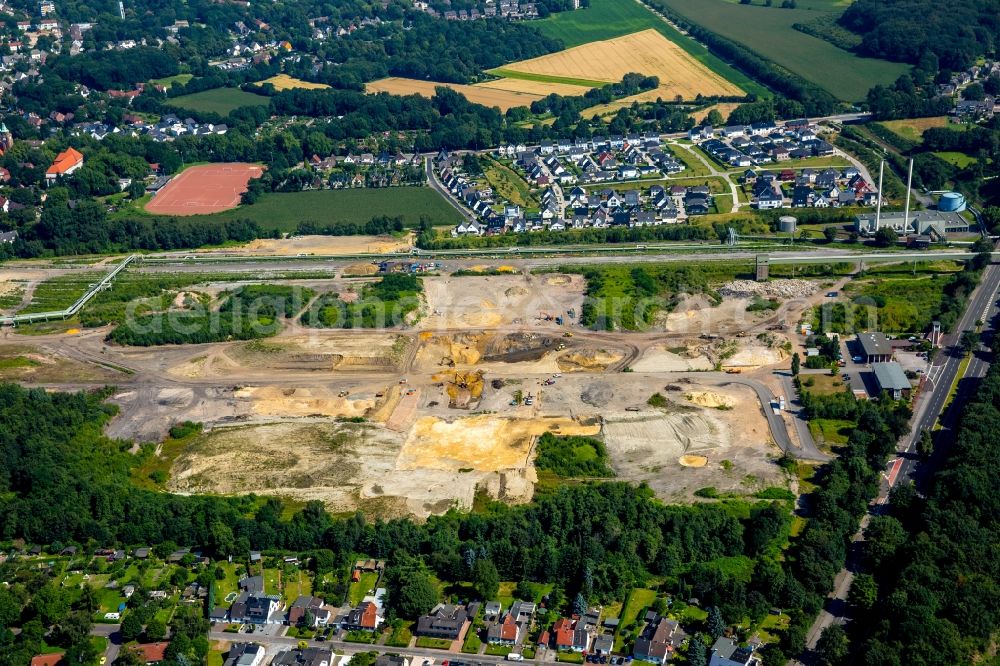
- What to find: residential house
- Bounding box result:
[230,593,283,626]
[552,617,589,652]
[288,596,329,627]
[487,612,520,646]
[633,616,686,665]
[342,601,382,632]
[709,637,760,666]
[30,656,63,666]
[415,603,478,641]
[222,644,266,666]
[272,647,331,666]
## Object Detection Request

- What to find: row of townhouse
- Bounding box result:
[744,168,875,210]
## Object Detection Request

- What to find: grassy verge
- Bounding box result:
[415,637,453,649]
[487,69,608,89]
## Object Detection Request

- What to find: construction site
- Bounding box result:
[0,251,848,518]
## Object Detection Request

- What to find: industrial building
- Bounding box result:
[857,332,893,364]
[873,362,911,400]
[854,210,971,238]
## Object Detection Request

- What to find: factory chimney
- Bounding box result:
[874,160,884,231]
[903,157,913,233]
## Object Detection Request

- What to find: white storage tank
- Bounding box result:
[778,215,797,233]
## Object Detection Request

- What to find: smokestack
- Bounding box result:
[874,160,884,231]
[904,158,913,233]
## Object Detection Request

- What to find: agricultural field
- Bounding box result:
[259,74,330,91]
[366,77,565,111]
[169,87,270,116]
[493,29,743,101]
[653,0,909,100]
[531,0,765,96]
[145,187,462,233]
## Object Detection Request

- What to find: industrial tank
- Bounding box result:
[778,215,797,233]
[938,191,966,212]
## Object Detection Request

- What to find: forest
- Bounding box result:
[845,362,1000,664]
[840,0,999,70]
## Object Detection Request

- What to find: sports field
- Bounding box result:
[260,74,331,91]
[366,77,588,111]
[531,0,765,97]
[145,163,264,216]
[155,187,464,233]
[495,29,743,101]
[652,0,908,100]
[170,87,270,115]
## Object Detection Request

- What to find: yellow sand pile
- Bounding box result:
[685,391,736,409]
[679,455,708,467]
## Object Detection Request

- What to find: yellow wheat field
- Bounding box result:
[260,74,331,91]
[367,77,548,111]
[473,78,591,97]
[499,29,743,100]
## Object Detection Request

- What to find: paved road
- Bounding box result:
[796,252,1000,663]
[425,157,475,223]
[672,371,828,461]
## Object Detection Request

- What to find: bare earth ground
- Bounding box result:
[0,271,835,518]
[189,234,414,257]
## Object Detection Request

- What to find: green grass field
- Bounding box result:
[532,0,767,97]
[933,152,978,168]
[485,158,538,208]
[653,0,909,100]
[807,417,854,448]
[349,572,378,605]
[169,87,270,116]
[486,69,610,88]
[151,73,194,89]
[18,272,103,314]
[137,187,462,233]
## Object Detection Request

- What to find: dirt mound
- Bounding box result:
[557,348,623,371]
[344,263,378,275]
[685,390,735,409]
[719,279,817,299]
[444,370,486,408]
[679,455,708,467]
[546,275,571,286]
[505,286,529,297]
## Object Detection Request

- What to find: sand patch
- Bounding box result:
[219,234,412,256]
[344,263,379,276]
[398,415,600,472]
[632,345,713,372]
[236,386,374,418]
[557,348,624,372]
[685,390,736,409]
[679,455,708,467]
[722,345,787,369]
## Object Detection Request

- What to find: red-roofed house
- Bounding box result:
[45,147,84,182]
[31,654,64,666]
[552,618,589,652]
[487,613,520,645]
[133,643,169,664]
